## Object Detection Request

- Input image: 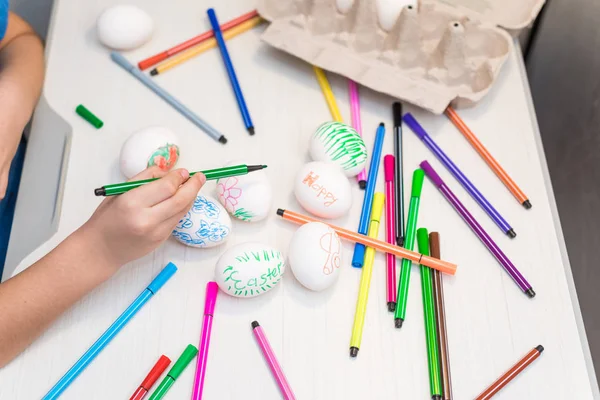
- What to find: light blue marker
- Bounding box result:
[42,263,178,400]
[351,123,386,268]
[110,52,226,144]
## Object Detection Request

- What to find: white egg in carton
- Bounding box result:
[257,0,545,114]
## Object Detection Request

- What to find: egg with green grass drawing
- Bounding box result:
[309,121,368,177]
[216,163,272,222]
[215,242,285,298]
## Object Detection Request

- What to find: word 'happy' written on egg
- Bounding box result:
[222,250,284,297]
[302,171,338,207]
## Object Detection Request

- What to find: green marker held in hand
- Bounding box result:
[394,168,425,327]
[417,228,443,400]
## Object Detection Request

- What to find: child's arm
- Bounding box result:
[0,12,44,199]
[0,167,206,368]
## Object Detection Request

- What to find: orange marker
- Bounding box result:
[445,107,531,209]
[276,209,457,275]
[137,9,258,70]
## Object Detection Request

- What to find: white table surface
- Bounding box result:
[1,0,598,399]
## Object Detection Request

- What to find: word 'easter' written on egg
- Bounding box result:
[302,171,338,207]
[222,250,284,297]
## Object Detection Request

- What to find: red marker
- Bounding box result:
[130,355,171,400]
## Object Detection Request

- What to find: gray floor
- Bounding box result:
[10,0,600,387]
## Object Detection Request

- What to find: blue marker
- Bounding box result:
[207,8,255,135]
[352,123,386,268]
[110,52,226,144]
[42,263,178,400]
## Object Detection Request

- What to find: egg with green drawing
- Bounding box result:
[119,126,180,179]
[172,193,232,248]
[216,162,272,222]
[215,242,285,298]
[309,121,368,177]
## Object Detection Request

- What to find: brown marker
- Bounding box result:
[475,345,544,399]
[429,232,453,400]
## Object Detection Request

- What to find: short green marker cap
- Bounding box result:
[168,344,198,380]
[416,228,430,257]
[411,168,425,197]
[76,104,104,129]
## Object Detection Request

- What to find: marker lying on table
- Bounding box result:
[42,263,178,400]
[384,156,398,312]
[94,164,267,196]
[475,345,544,400]
[393,102,405,246]
[404,113,516,238]
[148,344,198,400]
[191,282,219,400]
[110,52,227,144]
[420,160,535,297]
[277,209,457,275]
[348,80,367,188]
[130,355,171,400]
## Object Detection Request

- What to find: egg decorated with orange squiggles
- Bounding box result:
[288,222,342,291]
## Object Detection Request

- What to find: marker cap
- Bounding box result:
[384,155,395,182]
[352,243,366,268]
[419,161,444,188]
[411,169,425,197]
[169,345,198,380]
[147,263,178,294]
[402,113,427,140]
[416,228,430,257]
[393,102,403,127]
[141,355,171,390]
[204,282,219,315]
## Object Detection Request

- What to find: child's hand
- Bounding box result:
[79,167,206,269]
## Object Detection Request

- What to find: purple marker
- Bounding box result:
[420,160,534,298]
[404,113,515,239]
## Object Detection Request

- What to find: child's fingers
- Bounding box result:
[151,173,206,221]
[128,166,167,182]
[131,169,192,207]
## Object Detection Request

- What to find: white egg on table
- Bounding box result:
[216,163,272,222]
[288,222,342,291]
[97,5,154,50]
[119,126,180,179]
[215,242,285,298]
[294,161,352,219]
[309,121,368,177]
[172,194,231,248]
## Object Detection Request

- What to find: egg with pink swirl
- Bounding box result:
[288,222,342,291]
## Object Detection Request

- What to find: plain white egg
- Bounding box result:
[309,121,368,177]
[288,222,342,291]
[119,126,180,179]
[215,242,285,298]
[97,5,154,50]
[216,162,272,222]
[172,194,232,248]
[294,161,352,219]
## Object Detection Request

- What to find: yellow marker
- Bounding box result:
[151,17,264,76]
[350,192,385,357]
[313,66,343,122]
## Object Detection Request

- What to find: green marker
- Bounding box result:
[94,164,267,196]
[148,344,198,400]
[417,228,442,400]
[76,104,103,129]
[394,168,425,327]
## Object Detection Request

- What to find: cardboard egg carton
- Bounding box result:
[257,0,545,114]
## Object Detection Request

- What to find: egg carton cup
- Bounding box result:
[257,0,545,114]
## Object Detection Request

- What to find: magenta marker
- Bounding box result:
[384,155,397,312]
[252,321,296,400]
[191,282,218,400]
[348,80,367,189]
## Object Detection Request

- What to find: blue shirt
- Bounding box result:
[0,0,8,42]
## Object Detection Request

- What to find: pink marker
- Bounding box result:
[348,80,367,189]
[384,155,397,312]
[191,282,218,400]
[252,321,296,400]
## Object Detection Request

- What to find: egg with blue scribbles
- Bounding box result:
[215,242,285,298]
[172,193,232,248]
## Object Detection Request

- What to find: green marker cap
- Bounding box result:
[76,104,104,129]
[168,344,198,380]
[416,228,430,257]
[411,169,425,197]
